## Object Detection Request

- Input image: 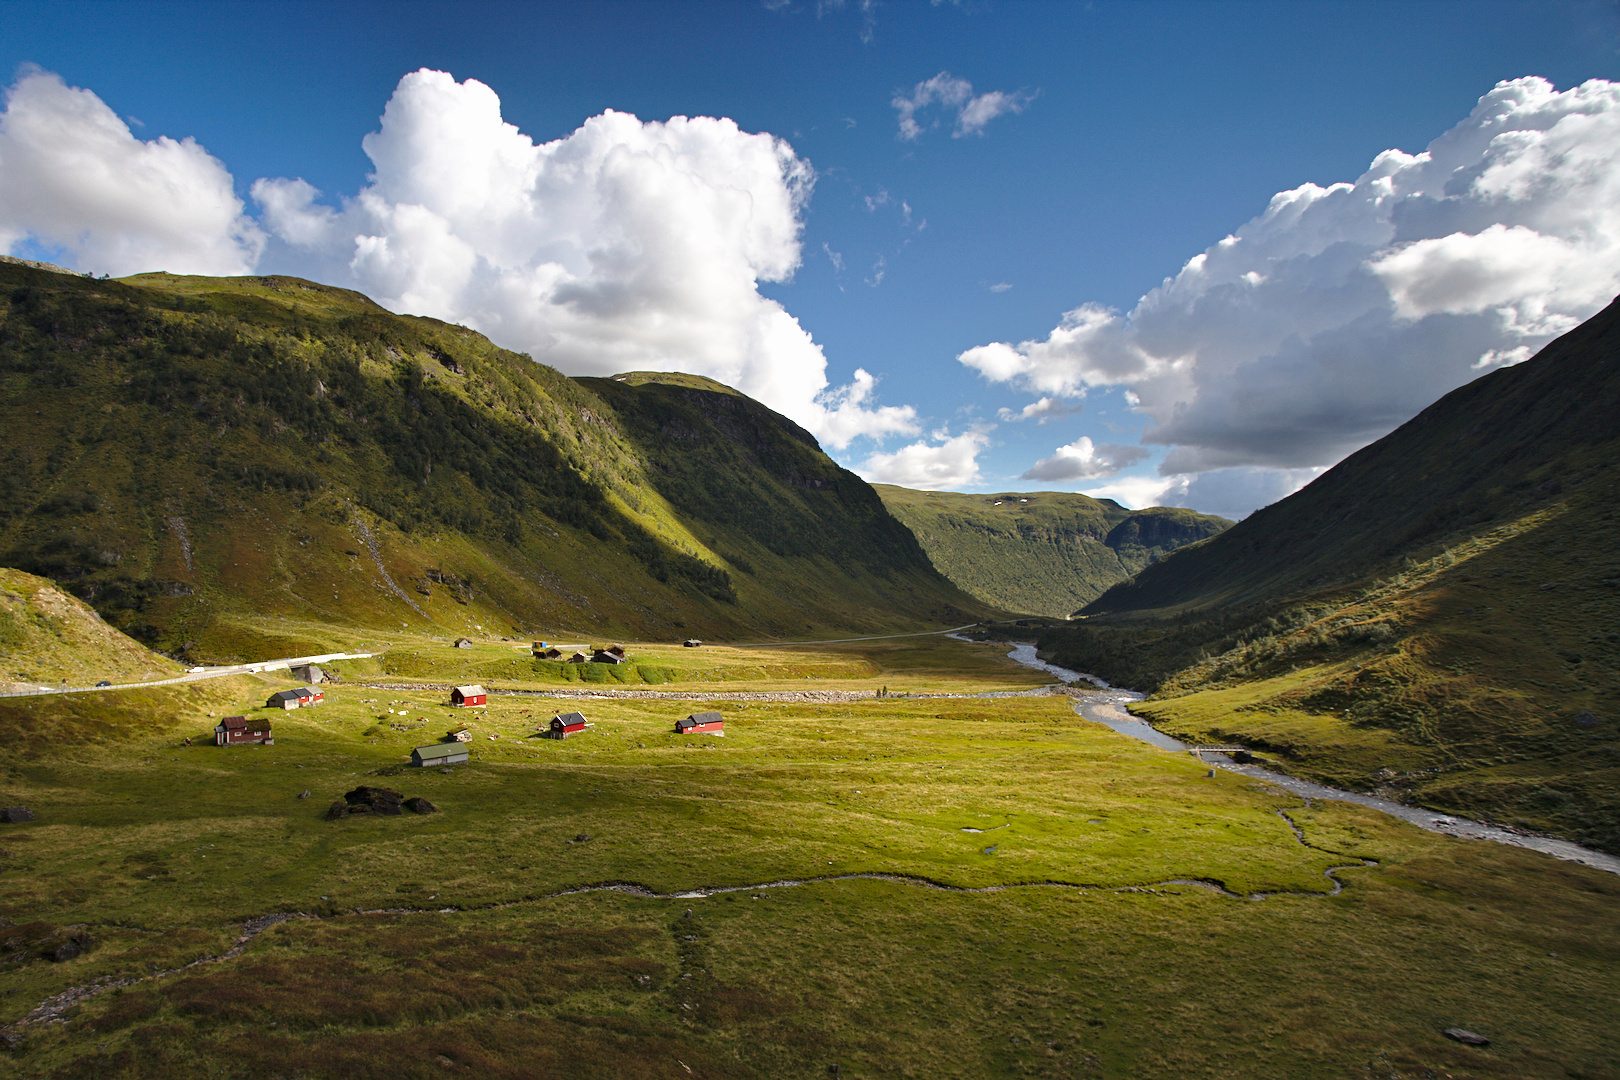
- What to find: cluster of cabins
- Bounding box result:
[214,641,726,762]
[532,643,631,665]
[212,684,326,745]
[408,706,723,765]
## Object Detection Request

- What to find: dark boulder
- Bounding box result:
[0,807,34,824]
[344,786,405,815]
[325,800,350,821]
[44,930,93,963]
[403,797,439,815]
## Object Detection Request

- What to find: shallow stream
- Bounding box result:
[1002,642,1620,876]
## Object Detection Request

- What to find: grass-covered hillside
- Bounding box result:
[1038,296,1620,851]
[0,262,985,661]
[876,485,1228,616]
[0,567,180,692]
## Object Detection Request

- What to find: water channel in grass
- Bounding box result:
[1001,642,1620,877]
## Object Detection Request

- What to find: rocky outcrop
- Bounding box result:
[326,786,439,820]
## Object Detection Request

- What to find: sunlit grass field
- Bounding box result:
[2,637,1617,1077]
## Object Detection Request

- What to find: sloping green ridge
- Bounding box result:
[875,485,1228,616]
[0,264,986,659]
[1038,296,1620,851]
[0,566,180,690]
[1084,296,1620,618]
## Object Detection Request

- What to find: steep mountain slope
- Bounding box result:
[0,262,985,659]
[1041,296,1620,850]
[876,485,1228,616]
[0,567,180,691]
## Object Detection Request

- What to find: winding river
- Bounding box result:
[1002,643,1620,877]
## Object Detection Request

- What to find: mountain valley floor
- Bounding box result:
[1,633,1616,1077]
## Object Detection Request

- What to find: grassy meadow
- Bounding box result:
[1,636,1617,1077]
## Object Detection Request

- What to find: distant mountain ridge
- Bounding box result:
[1041,295,1620,852]
[0,263,986,660]
[875,485,1229,616]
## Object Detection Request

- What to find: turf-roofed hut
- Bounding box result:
[412,742,468,768]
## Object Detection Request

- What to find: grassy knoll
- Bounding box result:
[0,568,180,692]
[1,638,1617,1076]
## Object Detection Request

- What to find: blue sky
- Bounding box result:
[3,0,1618,517]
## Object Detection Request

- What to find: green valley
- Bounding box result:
[2,632,1617,1077]
[875,485,1228,617]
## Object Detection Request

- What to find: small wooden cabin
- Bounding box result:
[447,727,473,743]
[567,651,589,664]
[549,711,588,737]
[453,637,474,649]
[450,684,487,707]
[412,743,468,767]
[675,711,724,735]
[267,687,323,710]
[539,647,563,659]
[591,650,627,665]
[683,639,703,648]
[215,716,273,746]
[606,645,627,658]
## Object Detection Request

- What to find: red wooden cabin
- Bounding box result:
[215,716,273,746]
[450,684,488,707]
[675,711,724,735]
[550,711,588,737]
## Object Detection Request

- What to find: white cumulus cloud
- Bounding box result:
[1021,436,1148,481]
[857,428,989,489]
[0,70,263,275]
[893,72,1032,141]
[996,396,1083,424]
[250,69,912,449]
[964,76,1620,515]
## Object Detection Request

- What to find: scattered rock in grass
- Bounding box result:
[43,929,93,962]
[982,845,998,855]
[0,807,34,824]
[1444,1028,1490,1047]
[403,797,439,815]
[569,833,592,844]
[297,790,311,800]
[325,800,349,821]
[1574,711,1599,729]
